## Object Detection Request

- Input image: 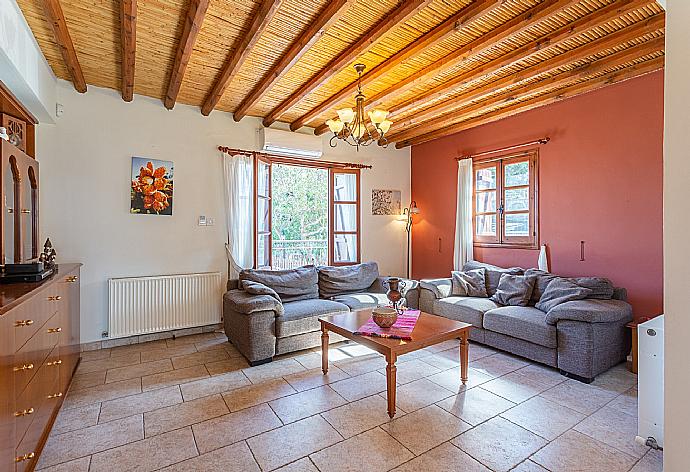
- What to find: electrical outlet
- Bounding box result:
[198,215,207,226]
[207,217,215,226]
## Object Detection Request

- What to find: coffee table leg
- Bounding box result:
[460,332,469,384]
[386,354,397,418]
[321,325,329,375]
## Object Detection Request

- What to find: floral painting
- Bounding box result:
[131,157,174,215]
[372,189,401,215]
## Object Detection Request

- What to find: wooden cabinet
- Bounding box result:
[0,263,81,471]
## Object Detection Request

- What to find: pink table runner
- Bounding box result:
[354,309,421,340]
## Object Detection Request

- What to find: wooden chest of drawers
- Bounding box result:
[0,263,81,471]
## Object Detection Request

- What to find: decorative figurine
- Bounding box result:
[39,238,57,268]
[0,127,8,141]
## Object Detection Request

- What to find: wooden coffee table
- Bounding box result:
[319,309,472,418]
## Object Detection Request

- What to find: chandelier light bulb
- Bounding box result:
[326,119,344,134]
[337,108,355,124]
[368,109,388,124]
[378,120,393,134]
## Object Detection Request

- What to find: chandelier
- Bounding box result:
[325,64,393,150]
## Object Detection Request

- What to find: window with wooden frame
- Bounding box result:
[473,150,538,248]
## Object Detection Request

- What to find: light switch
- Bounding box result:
[198,215,207,226]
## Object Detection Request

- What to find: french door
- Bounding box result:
[254,156,272,269]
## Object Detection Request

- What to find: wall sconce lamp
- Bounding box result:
[403,201,420,279]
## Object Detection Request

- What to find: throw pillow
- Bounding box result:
[241,280,281,302]
[317,262,379,298]
[523,268,560,305]
[451,269,488,298]
[571,277,615,299]
[490,274,536,307]
[535,278,593,313]
[239,265,319,302]
[463,261,522,296]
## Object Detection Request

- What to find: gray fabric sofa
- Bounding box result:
[223,262,419,365]
[419,261,632,382]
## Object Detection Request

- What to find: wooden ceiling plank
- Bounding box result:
[231,0,353,122]
[120,0,137,102]
[164,0,210,110]
[40,0,86,93]
[389,38,664,143]
[395,56,664,148]
[290,0,502,131]
[261,0,434,127]
[201,0,283,116]
[389,17,665,137]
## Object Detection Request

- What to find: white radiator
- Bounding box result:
[637,315,664,449]
[108,272,223,339]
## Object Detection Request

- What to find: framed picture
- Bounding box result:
[372,189,401,215]
[130,157,174,215]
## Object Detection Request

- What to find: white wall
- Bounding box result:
[37,80,410,343]
[663,0,690,469]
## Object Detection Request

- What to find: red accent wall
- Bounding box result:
[411,71,664,319]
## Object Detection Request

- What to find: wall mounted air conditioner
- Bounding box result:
[258,128,323,159]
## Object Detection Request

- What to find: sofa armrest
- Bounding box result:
[223,290,284,316]
[419,278,452,299]
[545,299,632,326]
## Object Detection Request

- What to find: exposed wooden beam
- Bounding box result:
[201,0,283,116]
[395,56,664,148]
[165,0,209,110]
[261,0,433,127]
[388,38,665,143]
[120,0,137,102]
[290,0,501,131]
[41,0,86,93]
[231,0,352,122]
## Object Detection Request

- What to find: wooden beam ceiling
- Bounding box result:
[261,0,433,127]
[231,0,353,122]
[40,0,86,93]
[164,0,209,110]
[120,0,137,102]
[289,0,502,131]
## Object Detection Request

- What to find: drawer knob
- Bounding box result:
[48,392,63,399]
[66,275,78,282]
[48,295,63,301]
[47,327,62,333]
[13,363,34,372]
[47,359,63,366]
[15,319,34,327]
[15,407,35,417]
[15,452,35,462]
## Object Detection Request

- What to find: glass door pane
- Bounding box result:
[330,169,360,265]
[255,158,272,268]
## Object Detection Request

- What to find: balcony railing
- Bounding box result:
[272,239,328,270]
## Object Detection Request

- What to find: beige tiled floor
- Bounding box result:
[37,330,662,472]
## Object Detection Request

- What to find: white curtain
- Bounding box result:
[223,153,254,278]
[453,158,474,270]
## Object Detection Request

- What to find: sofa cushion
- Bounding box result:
[463,261,522,296]
[332,292,390,311]
[523,269,560,305]
[451,269,488,297]
[240,280,281,301]
[317,262,379,298]
[276,299,350,338]
[433,296,500,327]
[490,274,536,307]
[483,306,558,348]
[240,266,318,302]
[535,278,593,313]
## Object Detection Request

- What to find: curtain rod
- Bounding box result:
[218,146,372,169]
[455,137,550,161]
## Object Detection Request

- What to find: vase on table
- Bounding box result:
[384,277,407,314]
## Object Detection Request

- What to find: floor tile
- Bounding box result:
[574,405,648,458]
[426,366,494,392]
[159,441,260,472]
[437,386,515,426]
[247,415,342,471]
[500,396,585,440]
[166,332,217,347]
[329,371,388,401]
[36,456,91,472]
[592,363,638,393]
[284,365,350,392]
[171,348,230,369]
[531,430,638,472]
[89,426,198,472]
[70,370,107,391]
[141,364,209,391]
[378,359,441,384]
[273,457,319,472]
[140,344,197,363]
[109,340,167,357]
[511,459,550,472]
[310,427,413,472]
[381,404,471,455]
[469,353,530,377]
[193,337,232,352]
[391,442,489,472]
[630,449,663,472]
[62,378,141,410]
[105,358,173,383]
[394,378,453,413]
[99,385,183,423]
[321,395,399,439]
[292,351,325,370]
[144,393,228,437]
[242,358,306,383]
[335,354,387,377]
[539,379,618,415]
[205,357,250,375]
[192,403,282,454]
[179,370,250,401]
[481,371,555,403]
[51,402,100,435]
[37,415,144,469]
[423,339,461,353]
[222,378,297,411]
[452,417,547,472]
[420,352,460,370]
[80,349,111,362]
[77,352,141,374]
[269,385,347,423]
[606,387,638,417]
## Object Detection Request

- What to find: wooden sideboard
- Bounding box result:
[0,263,81,472]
